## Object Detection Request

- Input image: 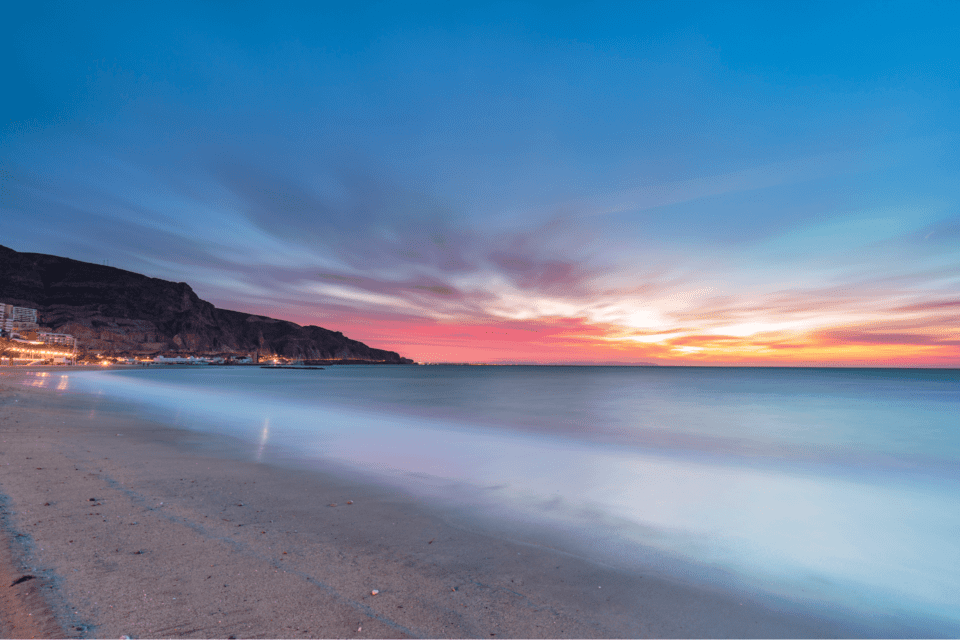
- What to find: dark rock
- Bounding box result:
[0,245,413,362]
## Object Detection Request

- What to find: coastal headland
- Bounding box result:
[0,245,413,364]
[1,367,881,638]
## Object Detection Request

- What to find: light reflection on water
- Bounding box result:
[69,366,960,630]
[255,418,270,462]
[19,371,70,390]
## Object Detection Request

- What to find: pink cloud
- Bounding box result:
[890,299,960,312]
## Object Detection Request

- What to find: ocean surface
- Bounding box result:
[56,365,960,632]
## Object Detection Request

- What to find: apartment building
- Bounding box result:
[1,303,38,323]
[39,331,78,350]
[1,303,39,334]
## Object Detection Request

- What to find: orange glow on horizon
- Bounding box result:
[246,284,960,368]
[298,312,959,367]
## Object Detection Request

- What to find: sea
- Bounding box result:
[61,365,959,633]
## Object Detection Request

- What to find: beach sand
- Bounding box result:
[0,368,875,638]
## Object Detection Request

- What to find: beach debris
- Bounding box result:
[10,574,35,586]
[428,539,434,544]
[89,498,96,501]
[370,589,379,596]
[346,500,353,505]
[329,503,337,507]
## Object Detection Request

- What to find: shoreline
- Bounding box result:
[0,368,925,638]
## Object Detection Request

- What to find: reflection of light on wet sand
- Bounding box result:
[56,376,69,391]
[255,418,270,462]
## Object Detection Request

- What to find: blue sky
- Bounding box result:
[2,1,958,364]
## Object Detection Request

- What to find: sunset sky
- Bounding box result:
[2,2,958,365]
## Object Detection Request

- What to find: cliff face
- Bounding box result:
[0,245,412,362]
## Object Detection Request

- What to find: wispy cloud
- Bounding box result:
[890,299,960,313]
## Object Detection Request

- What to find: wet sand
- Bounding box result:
[0,368,893,638]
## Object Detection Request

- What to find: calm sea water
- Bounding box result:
[61,365,959,630]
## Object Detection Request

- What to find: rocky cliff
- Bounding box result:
[0,245,412,362]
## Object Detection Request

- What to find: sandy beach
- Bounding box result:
[0,368,890,638]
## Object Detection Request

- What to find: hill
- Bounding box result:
[0,245,412,363]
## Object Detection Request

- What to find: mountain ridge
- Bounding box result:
[0,245,412,363]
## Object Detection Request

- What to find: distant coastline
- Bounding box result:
[420,361,660,366]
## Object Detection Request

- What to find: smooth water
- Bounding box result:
[60,365,960,630]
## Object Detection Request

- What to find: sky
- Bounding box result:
[2,1,958,365]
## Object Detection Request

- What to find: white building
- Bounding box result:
[1,303,39,334]
[39,331,77,350]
